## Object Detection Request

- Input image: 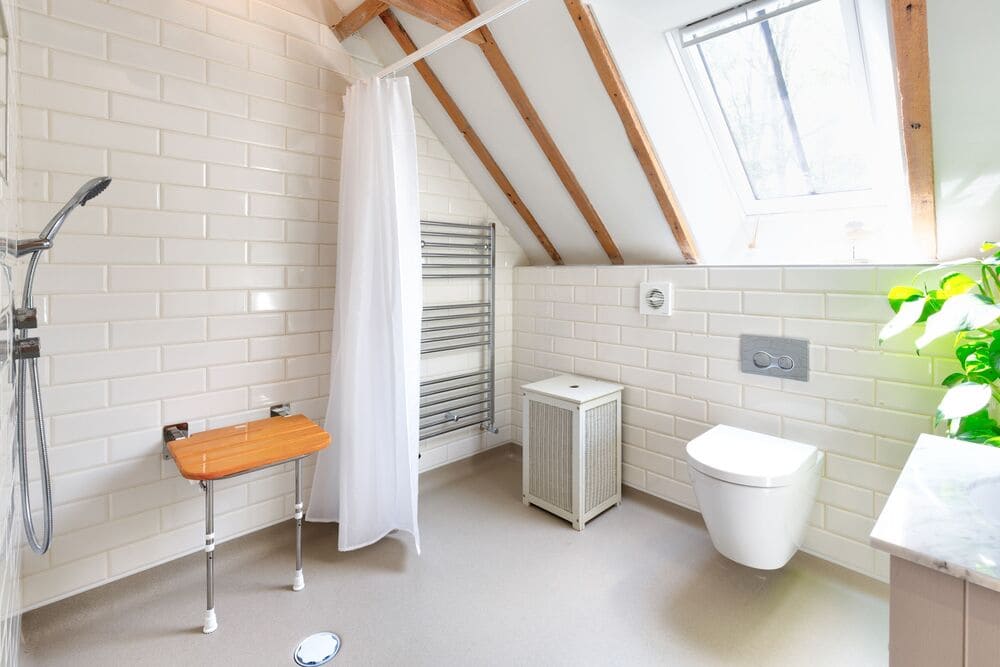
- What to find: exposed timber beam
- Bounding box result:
[464,0,623,264]
[889,0,937,259]
[385,0,486,44]
[332,0,389,41]
[380,10,563,264]
[565,0,699,263]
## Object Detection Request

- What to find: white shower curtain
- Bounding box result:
[307,76,422,553]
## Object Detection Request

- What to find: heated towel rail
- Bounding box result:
[420,220,497,441]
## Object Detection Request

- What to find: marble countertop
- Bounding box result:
[871,433,1000,592]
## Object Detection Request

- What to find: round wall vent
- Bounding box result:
[645,288,665,310]
[638,282,673,316]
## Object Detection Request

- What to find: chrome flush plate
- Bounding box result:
[740,335,809,382]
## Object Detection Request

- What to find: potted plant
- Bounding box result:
[880,243,1000,445]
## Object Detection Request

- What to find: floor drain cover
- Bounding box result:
[294,632,341,666]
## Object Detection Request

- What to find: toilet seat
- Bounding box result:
[687,425,820,488]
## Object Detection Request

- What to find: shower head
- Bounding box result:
[39,177,112,243]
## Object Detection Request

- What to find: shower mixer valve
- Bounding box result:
[13,338,40,360]
[14,307,37,329]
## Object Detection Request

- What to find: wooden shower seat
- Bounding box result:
[164,413,330,634]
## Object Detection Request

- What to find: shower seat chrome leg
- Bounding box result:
[293,458,305,591]
[203,480,218,634]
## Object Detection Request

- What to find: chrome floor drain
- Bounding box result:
[294,632,341,666]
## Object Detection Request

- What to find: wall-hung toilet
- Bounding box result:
[686,425,823,570]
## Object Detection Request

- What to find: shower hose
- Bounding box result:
[17,250,52,554]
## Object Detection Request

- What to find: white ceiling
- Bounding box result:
[331,0,1000,265]
[333,0,709,265]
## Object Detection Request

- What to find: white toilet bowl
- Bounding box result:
[686,425,823,570]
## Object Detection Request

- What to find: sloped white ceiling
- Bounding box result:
[336,0,706,265]
[333,0,1000,265]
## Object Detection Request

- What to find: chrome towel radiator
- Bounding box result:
[420,220,497,441]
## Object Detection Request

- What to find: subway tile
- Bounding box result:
[249,97,319,133]
[50,112,158,154]
[110,152,205,187]
[111,94,208,135]
[250,288,318,312]
[110,370,206,404]
[162,239,247,265]
[110,209,206,239]
[648,350,707,377]
[208,113,285,147]
[164,77,247,116]
[162,290,248,317]
[111,318,206,348]
[51,403,161,445]
[207,10,284,54]
[50,51,159,99]
[53,348,159,384]
[208,359,284,389]
[207,164,283,194]
[709,267,781,290]
[50,0,158,42]
[49,293,158,324]
[208,265,284,289]
[108,36,206,82]
[22,76,109,118]
[163,23,247,69]
[163,388,248,423]
[676,375,741,406]
[111,0,207,29]
[783,267,875,293]
[208,313,285,340]
[21,138,107,175]
[19,11,107,57]
[743,291,824,318]
[163,339,248,371]
[208,215,283,241]
[162,185,248,216]
[825,454,902,495]
[42,381,109,417]
[675,289,740,313]
[208,61,284,100]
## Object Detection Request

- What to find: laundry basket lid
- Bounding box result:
[522,374,624,404]
[686,425,820,488]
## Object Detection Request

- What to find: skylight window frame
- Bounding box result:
[669,0,887,217]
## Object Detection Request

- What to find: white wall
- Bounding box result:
[15,0,525,610]
[927,0,1000,259]
[513,264,953,581]
[0,0,20,659]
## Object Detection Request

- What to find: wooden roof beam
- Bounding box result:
[385,0,486,44]
[565,0,699,264]
[332,0,389,41]
[463,0,623,264]
[889,0,937,259]
[379,10,563,264]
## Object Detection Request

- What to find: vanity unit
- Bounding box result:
[871,434,1000,667]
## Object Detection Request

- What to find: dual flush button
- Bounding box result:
[740,335,809,382]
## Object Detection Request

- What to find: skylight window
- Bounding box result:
[674,0,888,214]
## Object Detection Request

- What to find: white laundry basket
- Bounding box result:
[521,375,623,530]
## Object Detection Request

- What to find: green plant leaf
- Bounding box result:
[916,294,1000,349]
[941,372,968,387]
[937,383,991,421]
[983,242,998,252]
[940,272,977,297]
[878,297,926,342]
[887,286,923,313]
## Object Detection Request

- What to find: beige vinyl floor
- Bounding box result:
[19,445,889,666]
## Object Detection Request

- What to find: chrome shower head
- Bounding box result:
[39,177,111,244]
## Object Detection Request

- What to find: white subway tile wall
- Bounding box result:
[0,2,19,659]
[513,265,946,582]
[16,0,525,609]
